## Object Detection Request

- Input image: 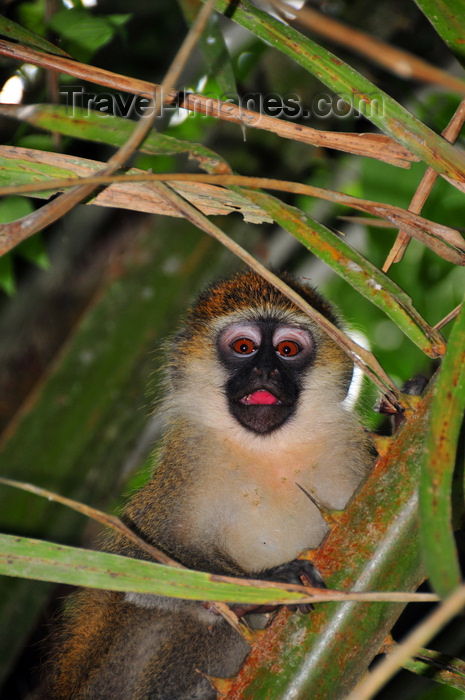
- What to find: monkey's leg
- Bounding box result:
[47,591,249,700]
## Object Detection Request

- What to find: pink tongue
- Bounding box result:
[248,390,278,405]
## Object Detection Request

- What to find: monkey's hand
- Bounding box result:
[262,559,326,613]
[229,559,325,617]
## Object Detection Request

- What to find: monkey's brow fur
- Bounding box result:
[185,270,341,329]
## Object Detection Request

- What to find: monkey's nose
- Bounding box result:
[253,367,279,379]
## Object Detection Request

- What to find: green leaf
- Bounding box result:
[0,14,69,57]
[403,648,465,692]
[0,253,15,296]
[0,151,77,197]
[0,104,229,174]
[413,0,465,65]
[16,133,62,153]
[0,196,47,269]
[419,295,465,597]
[48,8,131,60]
[0,533,313,605]
[17,0,47,39]
[0,195,34,223]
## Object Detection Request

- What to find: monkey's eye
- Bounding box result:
[276,340,300,357]
[232,338,257,355]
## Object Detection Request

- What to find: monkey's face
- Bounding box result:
[168,272,354,443]
[217,318,315,435]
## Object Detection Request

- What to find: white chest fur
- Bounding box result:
[183,410,366,573]
[206,462,329,571]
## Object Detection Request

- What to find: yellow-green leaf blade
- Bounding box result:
[0,534,309,605]
[419,296,465,597]
[0,16,70,57]
[0,104,230,174]
[403,648,465,691]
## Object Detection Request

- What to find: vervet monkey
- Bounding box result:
[46,270,374,699]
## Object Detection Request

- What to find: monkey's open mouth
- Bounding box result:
[239,390,281,405]
[231,389,292,433]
